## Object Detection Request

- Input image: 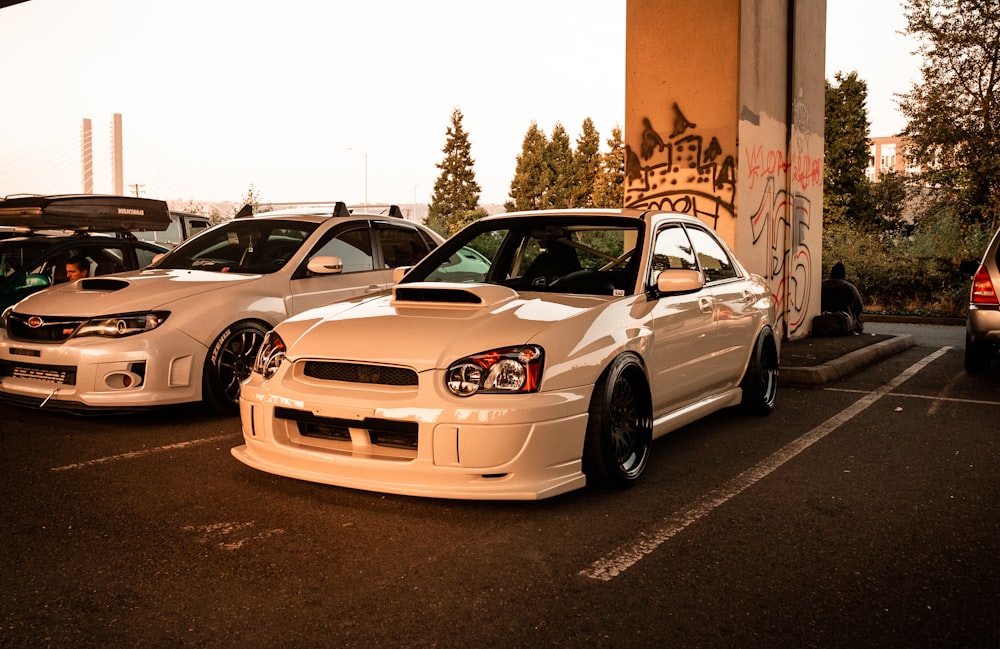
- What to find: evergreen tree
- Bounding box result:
[592,125,624,208]
[572,118,602,208]
[427,107,487,237]
[544,122,575,208]
[824,72,871,227]
[900,0,1000,229]
[505,122,551,212]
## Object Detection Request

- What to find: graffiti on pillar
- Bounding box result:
[626,102,820,335]
[624,103,736,229]
[748,174,813,336]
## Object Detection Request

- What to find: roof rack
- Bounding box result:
[0,194,171,232]
[240,202,403,219]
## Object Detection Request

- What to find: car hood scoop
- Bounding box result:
[391,282,517,307]
[78,277,130,291]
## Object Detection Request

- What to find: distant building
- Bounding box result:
[867,136,920,181]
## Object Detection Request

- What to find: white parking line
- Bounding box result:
[825,387,1000,407]
[580,346,952,582]
[50,433,234,472]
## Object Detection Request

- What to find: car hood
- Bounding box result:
[284,282,614,370]
[11,269,261,316]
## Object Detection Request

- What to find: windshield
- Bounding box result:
[154,220,318,274]
[403,216,642,296]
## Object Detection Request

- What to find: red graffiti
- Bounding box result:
[745,145,822,191]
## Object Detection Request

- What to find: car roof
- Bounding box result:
[0,194,171,233]
[476,208,700,225]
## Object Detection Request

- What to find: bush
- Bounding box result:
[822,213,991,317]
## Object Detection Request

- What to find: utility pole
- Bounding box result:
[129,183,144,197]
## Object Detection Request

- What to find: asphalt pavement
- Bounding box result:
[2,318,995,648]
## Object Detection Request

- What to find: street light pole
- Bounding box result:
[348,148,368,209]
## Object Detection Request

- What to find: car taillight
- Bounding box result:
[971,266,999,305]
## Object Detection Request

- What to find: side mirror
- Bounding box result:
[306,256,344,275]
[22,273,51,289]
[655,269,705,294]
[392,266,412,283]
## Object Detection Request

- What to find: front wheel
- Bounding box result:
[203,321,268,414]
[582,354,653,490]
[740,327,778,415]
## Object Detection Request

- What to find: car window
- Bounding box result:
[308,226,375,273]
[376,225,434,269]
[136,245,160,268]
[649,225,697,281]
[0,240,50,277]
[685,226,738,283]
[136,219,182,244]
[187,219,211,238]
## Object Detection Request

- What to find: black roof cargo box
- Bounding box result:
[0,194,171,231]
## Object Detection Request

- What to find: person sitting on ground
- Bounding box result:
[819,261,864,334]
[65,256,89,282]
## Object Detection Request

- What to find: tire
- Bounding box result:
[964,331,992,373]
[582,354,653,490]
[740,327,778,415]
[203,321,269,414]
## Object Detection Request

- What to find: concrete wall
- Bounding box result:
[625,0,826,340]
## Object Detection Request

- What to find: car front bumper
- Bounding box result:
[233,375,594,500]
[0,328,207,410]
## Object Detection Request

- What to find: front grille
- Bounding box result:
[0,360,77,385]
[302,361,418,386]
[275,407,419,450]
[6,312,86,342]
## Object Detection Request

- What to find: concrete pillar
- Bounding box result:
[625,0,825,340]
[111,112,123,196]
[80,118,93,194]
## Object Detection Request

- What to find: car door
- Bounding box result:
[684,225,758,389]
[646,224,720,413]
[286,222,392,314]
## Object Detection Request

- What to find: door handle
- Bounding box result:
[698,296,714,313]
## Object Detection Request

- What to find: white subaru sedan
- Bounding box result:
[0,203,442,413]
[233,209,779,500]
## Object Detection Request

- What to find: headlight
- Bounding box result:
[74,311,170,338]
[253,330,286,379]
[446,345,544,396]
[0,306,11,329]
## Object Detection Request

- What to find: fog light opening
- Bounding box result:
[103,370,144,390]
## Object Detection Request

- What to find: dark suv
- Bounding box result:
[961,226,1000,372]
[0,194,170,310]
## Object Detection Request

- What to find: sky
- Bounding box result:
[0,0,922,209]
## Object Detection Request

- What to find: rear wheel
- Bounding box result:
[582,354,653,490]
[740,327,778,415]
[203,321,268,414]
[964,331,993,373]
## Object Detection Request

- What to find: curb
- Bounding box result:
[864,314,965,326]
[780,334,916,387]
